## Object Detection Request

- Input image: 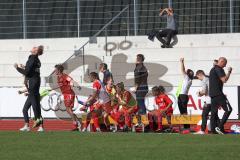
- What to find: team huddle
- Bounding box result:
[14,46,233,134]
[47,64,173,132]
[53,64,173,132]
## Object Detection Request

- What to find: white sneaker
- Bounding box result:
[215,127,224,135]
[132,126,136,132]
[96,128,101,132]
[19,126,30,132]
[77,124,82,132]
[82,128,87,132]
[194,131,205,135]
[37,127,45,132]
[32,118,42,128]
[112,125,118,133]
[134,123,140,127]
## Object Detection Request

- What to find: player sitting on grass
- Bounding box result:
[83,72,112,131]
[148,86,173,132]
[115,82,138,132]
[54,64,81,131]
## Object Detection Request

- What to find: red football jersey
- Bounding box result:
[155,94,173,112]
[57,73,75,95]
[93,80,102,91]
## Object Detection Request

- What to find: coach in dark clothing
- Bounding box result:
[156,8,178,48]
[14,46,44,128]
[134,54,148,115]
[99,63,113,86]
[209,57,232,134]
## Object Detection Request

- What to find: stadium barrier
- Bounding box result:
[0,86,238,119]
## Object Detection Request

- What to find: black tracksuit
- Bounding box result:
[16,55,42,123]
[209,66,232,133]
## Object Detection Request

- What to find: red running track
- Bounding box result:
[0,119,74,131]
[0,119,239,131]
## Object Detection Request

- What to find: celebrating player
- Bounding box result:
[176,58,194,129]
[115,82,138,131]
[148,86,173,132]
[54,64,81,131]
[14,46,44,131]
[209,57,233,134]
[79,95,102,132]
[17,77,45,132]
[105,77,125,131]
[83,72,112,130]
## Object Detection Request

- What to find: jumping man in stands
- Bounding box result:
[157,8,178,48]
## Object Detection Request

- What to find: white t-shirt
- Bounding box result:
[180,74,192,95]
[93,80,110,104]
[201,77,211,104]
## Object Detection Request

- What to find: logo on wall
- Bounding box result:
[43,40,173,116]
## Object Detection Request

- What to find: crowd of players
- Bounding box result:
[14,46,233,134]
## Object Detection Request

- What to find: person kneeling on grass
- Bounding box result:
[54,64,82,131]
[148,86,173,132]
[115,82,138,131]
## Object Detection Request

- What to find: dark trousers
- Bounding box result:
[156,29,178,46]
[22,94,41,123]
[201,103,211,131]
[210,95,232,132]
[201,103,220,131]
[136,86,148,115]
[178,94,190,129]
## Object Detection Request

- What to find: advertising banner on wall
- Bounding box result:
[0,86,239,119]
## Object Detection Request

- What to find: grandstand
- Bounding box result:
[0,0,240,39]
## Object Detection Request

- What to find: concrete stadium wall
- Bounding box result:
[0,33,239,119]
[0,33,239,87]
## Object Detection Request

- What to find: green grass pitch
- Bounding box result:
[0,132,240,160]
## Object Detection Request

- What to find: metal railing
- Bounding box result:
[0,0,239,39]
[47,4,130,78]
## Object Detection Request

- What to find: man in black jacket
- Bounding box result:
[14,46,44,131]
[209,57,232,134]
[99,63,113,86]
[134,54,148,115]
